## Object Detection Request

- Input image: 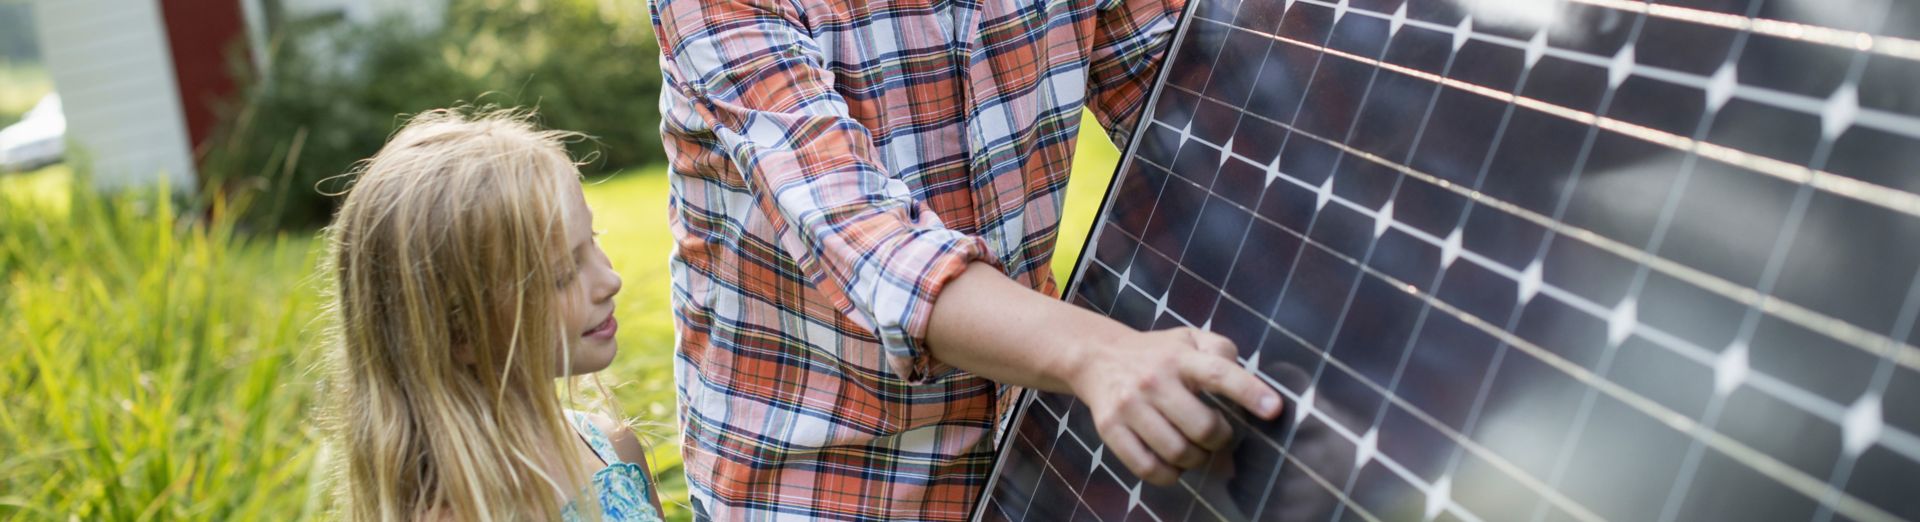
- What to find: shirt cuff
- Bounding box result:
[865,224,996,384]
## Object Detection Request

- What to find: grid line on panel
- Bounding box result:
[993,394,1047,520]
[1198,0,1346,347]
[1390,29,1572,522]
[1114,119,1911,522]
[1297,0,1920,144]
[1260,14,1475,519]
[1114,196,1903,522]
[1164,10,1385,516]
[1313,12,1545,518]
[1531,13,1658,507]
[1136,123,1920,460]
[1083,250,1501,522]
[1256,6,1478,519]
[1697,36,1877,522]
[1152,99,1920,465]
[1571,0,1920,62]
[1549,4,1757,518]
[1419,264,1906,522]
[1196,14,1920,220]
[1019,404,1066,521]
[1305,0,1920,144]
[1031,397,1127,521]
[1027,397,1174,522]
[1092,211,1612,522]
[1169,66,1920,378]
[1166,9,1281,368]
[1069,385,1366,522]
[1082,247,1506,522]
[1811,273,1920,521]
[996,0,1920,519]
[1144,111,1920,468]
[1247,434,1388,522]
[1134,127,1920,468]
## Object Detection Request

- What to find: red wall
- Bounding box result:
[158,0,248,159]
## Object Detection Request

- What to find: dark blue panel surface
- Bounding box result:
[979,0,1920,520]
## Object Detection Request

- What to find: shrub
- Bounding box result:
[206,0,665,229]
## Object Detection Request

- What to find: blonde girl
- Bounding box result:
[319,109,663,521]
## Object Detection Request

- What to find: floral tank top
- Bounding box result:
[561,411,663,522]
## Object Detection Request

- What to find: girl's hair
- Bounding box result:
[318,108,601,521]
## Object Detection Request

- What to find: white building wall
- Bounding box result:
[31,0,195,192]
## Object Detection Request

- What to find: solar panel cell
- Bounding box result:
[975,0,1920,519]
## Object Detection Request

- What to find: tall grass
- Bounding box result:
[0,167,702,521]
[0,176,328,520]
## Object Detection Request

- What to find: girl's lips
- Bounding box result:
[584,315,617,340]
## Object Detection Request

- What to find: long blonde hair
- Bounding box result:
[319,108,601,521]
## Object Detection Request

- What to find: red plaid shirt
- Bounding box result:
[652,0,1181,515]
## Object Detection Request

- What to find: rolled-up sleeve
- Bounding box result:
[655,0,991,382]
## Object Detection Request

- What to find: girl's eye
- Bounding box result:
[556,270,578,288]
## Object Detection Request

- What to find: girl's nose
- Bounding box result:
[599,271,623,302]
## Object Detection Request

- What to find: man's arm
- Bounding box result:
[928,262,1283,485]
[654,0,993,382]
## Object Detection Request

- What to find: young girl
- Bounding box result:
[319,109,663,521]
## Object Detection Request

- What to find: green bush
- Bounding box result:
[207,0,665,230]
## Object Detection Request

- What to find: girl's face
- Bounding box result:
[555,178,623,376]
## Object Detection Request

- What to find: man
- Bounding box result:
[652,0,1285,516]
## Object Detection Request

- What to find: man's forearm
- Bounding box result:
[925,262,1125,393]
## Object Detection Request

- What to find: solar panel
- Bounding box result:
[974,0,1920,520]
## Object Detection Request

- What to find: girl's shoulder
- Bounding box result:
[562,410,664,521]
[565,410,649,467]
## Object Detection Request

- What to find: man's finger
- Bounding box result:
[1128,404,1209,469]
[1098,420,1178,485]
[1148,383,1234,451]
[1188,328,1238,360]
[1184,354,1284,420]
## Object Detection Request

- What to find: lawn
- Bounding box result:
[0,120,1118,520]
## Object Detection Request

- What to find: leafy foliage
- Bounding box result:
[205,0,666,229]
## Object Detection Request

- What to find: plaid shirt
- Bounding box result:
[652,0,1181,515]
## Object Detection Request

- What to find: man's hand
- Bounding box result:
[1065,327,1283,485]
[926,263,1284,485]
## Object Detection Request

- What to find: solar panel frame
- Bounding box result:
[972,0,1920,520]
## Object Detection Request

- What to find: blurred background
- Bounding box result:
[0,0,1119,519]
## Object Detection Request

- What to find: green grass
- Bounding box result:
[0,164,72,215]
[0,119,1118,521]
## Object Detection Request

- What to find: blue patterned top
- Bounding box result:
[561,411,663,522]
